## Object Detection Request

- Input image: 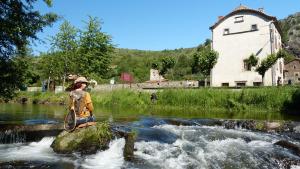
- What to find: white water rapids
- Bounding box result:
[0,123,299,169]
[0,137,126,169]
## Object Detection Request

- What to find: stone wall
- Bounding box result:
[284,59,300,84]
[92,80,199,91]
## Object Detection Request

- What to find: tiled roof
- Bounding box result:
[234,4,249,11]
[210,5,282,35]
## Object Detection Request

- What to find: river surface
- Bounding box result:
[0,103,300,169]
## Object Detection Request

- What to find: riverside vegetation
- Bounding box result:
[12,87,300,115]
[2,0,300,102]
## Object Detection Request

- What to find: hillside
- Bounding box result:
[280,12,300,57]
[111,47,199,82]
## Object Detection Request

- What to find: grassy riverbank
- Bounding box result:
[11,87,300,114]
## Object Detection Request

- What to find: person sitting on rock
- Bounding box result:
[69,77,95,127]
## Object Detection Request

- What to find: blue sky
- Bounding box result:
[32,0,300,55]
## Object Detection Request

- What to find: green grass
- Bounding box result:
[92,89,151,107]
[14,87,300,114]
[155,87,298,112]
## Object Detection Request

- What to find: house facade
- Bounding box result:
[210,5,284,87]
[284,58,300,84]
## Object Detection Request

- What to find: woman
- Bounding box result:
[69,76,95,126]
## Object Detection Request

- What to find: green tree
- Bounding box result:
[51,20,78,90]
[172,54,192,80]
[191,54,201,74]
[277,49,295,63]
[78,16,114,80]
[15,51,40,87]
[256,54,278,85]
[151,62,159,70]
[0,0,57,98]
[256,50,287,86]
[200,50,218,87]
[160,57,175,76]
[193,46,218,87]
[37,52,65,89]
[244,54,259,68]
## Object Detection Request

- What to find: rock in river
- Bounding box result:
[51,122,113,154]
[275,140,300,157]
[51,122,135,161]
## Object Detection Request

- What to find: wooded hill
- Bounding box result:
[280,12,300,57]
[111,47,199,82]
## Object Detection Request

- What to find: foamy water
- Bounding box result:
[81,138,125,169]
[292,165,300,169]
[0,137,58,162]
[0,137,126,169]
[134,124,300,169]
[0,122,299,169]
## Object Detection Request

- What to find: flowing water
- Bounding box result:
[0,103,300,169]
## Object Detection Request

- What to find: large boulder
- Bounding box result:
[51,122,113,154]
[275,140,300,157]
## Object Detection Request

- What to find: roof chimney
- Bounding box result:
[218,16,224,20]
[258,8,264,13]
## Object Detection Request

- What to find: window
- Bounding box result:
[224,29,229,35]
[198,80,205,87]
[222,83,229,87]
[253,82,262,86]
[251,24,258,31]
[295,72,299,77]
[236,82,246,87]
[235,16,244,23]
[294,65,297,69]
[243,60,251,71]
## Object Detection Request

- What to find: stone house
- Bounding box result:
[284,58,300,84]
[210,5,284,87]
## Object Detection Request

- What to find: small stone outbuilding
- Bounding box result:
[284,58,300,85]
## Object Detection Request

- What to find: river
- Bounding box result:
[0,103,299,169]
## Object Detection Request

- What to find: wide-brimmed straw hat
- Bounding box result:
[74,77,89,84]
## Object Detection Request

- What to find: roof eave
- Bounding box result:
[209,9,282,35]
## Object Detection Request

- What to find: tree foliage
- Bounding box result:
[160,57,175,75]
[244,54,259,68]
[256,50,286,85]
[256,54,278,78]
[37,52,65,83]
[0,0,57,98]
[192,46,218,77]
[112,47,197,82]
[36,17,114,85]
[172,54,192,80]
[51,20,78,78]
[0,0,57,59]
[77,16,114,79]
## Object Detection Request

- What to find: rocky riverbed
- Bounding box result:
[0,118,300,169]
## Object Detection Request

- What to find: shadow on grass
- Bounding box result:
[282,89,300,115]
